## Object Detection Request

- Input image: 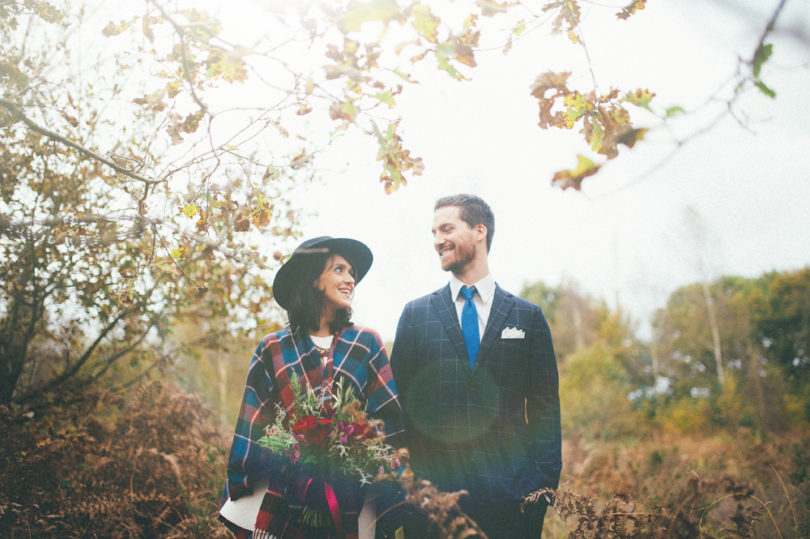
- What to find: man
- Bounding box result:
[390,194,561,538]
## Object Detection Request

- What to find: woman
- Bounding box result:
[220,236,403,539]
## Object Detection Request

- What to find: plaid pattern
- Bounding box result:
[390,284,561,507]
[222,325,402,537]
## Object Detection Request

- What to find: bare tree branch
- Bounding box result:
[0,98,164,185]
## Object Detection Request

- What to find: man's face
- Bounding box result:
[432,205,478,275]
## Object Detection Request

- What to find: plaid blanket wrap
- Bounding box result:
[222,325,403,538]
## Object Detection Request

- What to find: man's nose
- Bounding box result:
[433,235,443,250]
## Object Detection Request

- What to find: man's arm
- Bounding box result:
[389,303,416,446]
[519,305,562,495]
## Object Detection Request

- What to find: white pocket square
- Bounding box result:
[500,326,525,339]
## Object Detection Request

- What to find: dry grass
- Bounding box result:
[0,381,231,538]
[2,384,807,538]
[536,430,810,538]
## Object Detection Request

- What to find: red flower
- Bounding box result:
[350,421,374,441]
[292,415,334,448]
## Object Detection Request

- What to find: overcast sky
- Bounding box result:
[287,1,810,341]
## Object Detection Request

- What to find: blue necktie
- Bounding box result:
[460,286,480,369]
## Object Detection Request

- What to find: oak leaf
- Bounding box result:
[616,0,646,20]
[411,4,440,43]
[551,154,600,191]
[339,0,402,32]
[530,71,571,129]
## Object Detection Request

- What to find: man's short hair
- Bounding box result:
[434,194,495,252]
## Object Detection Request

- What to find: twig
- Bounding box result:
[147,0,210,115]
[770,464,799,536]
[0,98,163,185]
[749,0,788,66]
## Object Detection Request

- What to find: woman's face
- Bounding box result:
[314,254,356,313]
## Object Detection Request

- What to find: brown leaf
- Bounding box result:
[60,111,79,128]
[530,71,571,129]
[617,0,647,20]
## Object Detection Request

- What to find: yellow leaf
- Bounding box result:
[252,208,271,228]
[373,91,395,106]
[411,4,439,43]
[102,19,132,37]
[340,0,401,32]
[623,88,655,111]
[181,204,198,218]
[551,154,600,191]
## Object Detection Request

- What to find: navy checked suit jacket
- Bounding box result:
[390,284,561,505]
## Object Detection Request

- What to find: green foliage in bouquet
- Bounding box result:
[259,374,403,485]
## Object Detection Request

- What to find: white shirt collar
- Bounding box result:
[450,274,495,304]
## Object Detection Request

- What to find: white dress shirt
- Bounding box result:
[449,274,495,342]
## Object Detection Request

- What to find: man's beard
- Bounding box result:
[443,242,476,275]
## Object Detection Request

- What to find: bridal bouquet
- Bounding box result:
[259,375,403,529]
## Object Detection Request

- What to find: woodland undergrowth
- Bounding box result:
[2,383,808,538]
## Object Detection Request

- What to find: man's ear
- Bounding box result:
[474,223,487,243]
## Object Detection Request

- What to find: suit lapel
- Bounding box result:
[431,285,468,363]
[476,285,516,368]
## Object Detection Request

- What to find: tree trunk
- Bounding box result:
[701,281,724,386]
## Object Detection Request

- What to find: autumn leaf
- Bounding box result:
[544,0,581,36]
[339,0,402,32]
[179,110,204,134]
[102,19,132,37]
[206,49,248,82]
[0,61,29,87]
[166,81,181,98]
[252,208,271,228]
[411,4,439,43]
[477,0,513,17]
[585,119,604,153]
[60,110,79,128]
[564,91,592,128]
[373,120,424,194]
[289,150,310,170]
[329,99,359,121]
[530,71,571,129]
[435,41,473,79]
[234,216,250,232]
[623,88,655,111]
[551,154,600,190]
[616,0,646,20]
[181,204,198,218]
[616,126,647,148]
[196,208,207,232]
[373,91,395,106]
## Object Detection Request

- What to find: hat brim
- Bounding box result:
[272,237,373,310]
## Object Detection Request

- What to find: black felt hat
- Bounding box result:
[271,236,373,310]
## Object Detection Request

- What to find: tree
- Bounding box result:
[750,268,810,418]
[2,0,801,406]
[652,269,809,431]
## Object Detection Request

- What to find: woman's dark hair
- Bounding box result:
[285,252,353,334]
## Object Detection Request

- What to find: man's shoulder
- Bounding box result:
[403,285,449,307]
[496,285,545,314]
